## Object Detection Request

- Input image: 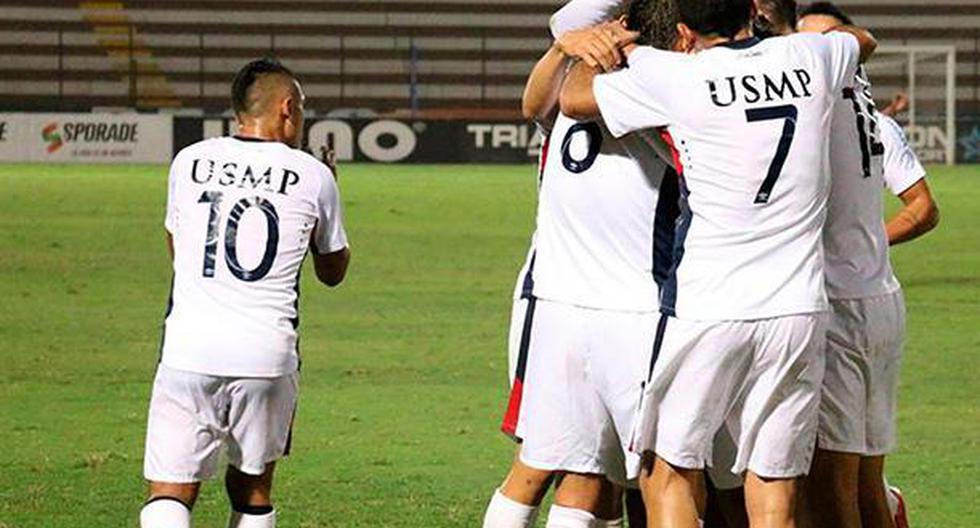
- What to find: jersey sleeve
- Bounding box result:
[550,0,628,37]
[810,32,860,94]
[312,167,349,254]
[878,114,926,195]
[593,47,681,137]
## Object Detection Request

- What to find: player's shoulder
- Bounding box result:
[172,136,224,163]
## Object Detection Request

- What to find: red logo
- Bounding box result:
[42,122,62,153]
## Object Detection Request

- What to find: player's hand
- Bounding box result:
[556,22,639,72]
[319,144,338,180]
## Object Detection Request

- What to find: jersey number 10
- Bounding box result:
[197,191,280,282]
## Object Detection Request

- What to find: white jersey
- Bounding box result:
[822,68,898,299]
[878,113,926,196]
[594,33,860,320]
[550,0,628,38]
[513,113,676,312]
[162,136,348,377]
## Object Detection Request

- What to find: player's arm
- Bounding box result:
[310,242,350,286]
[524,23,637,125]
[311,167,350,287]
[559,60,602,121]
[887,179,939,245]
[828,25,877,63]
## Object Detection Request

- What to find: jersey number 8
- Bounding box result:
[197,191,280,282]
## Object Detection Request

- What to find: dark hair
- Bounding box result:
[755,0,797,35]
[627,0,681,49]
[677,0,753,39]
[231,58,296,116]
[798,1,854,26]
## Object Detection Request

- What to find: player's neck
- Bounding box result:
[236,118,286,145]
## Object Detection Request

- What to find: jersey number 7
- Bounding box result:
[745,104,798,204]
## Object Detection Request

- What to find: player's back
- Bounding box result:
[823,68,898,299]
[162,136,344,377]
[599,33,860,319]
[518,113,675,312]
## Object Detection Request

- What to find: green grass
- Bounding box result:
[0,163,977,527]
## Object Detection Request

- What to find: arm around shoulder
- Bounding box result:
[831,25,877,63]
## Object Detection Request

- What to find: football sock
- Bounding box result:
[483,489,540,528]
[597,517,624,527]
[140,497,191,528]
[227,505,276,528]
[545,504,597,528]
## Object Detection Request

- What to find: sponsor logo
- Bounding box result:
[957,126,980,163]
[905,124,949,164]
[0,121,7,142]
[42,122,63,153]
[466,123,543,157]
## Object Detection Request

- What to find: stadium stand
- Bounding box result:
[0,0,976,118]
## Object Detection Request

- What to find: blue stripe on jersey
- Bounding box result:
[660,177,692,316]
[520,251,537,300]
[157,275,175,362]
[652,167,680,290]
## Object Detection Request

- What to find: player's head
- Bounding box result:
[753,0,797,37]
[674,0,755,52]
[627,0,682,51]
[231,58,305,148]
[797,1,853,33]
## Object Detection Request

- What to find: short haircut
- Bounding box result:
[677,0,753,39]
[627,0,681,49]
[757,0,797,32]
[798,1,854,25]
[231,58,296,116]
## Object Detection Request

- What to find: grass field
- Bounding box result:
[0,163,977,527]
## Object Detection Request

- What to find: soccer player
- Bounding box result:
[560,0,877,526]
[139,58,350,528]
[797,5,939,528]
[483,2,682,527]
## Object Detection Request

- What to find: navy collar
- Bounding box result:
[233,135,274,143]
[718,36,761,50]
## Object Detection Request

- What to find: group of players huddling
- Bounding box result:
[483,0,938,527]
[136,0,939,527]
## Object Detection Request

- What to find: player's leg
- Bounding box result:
[744,473,798,528]
[640,455,705,528]
[141,365,225,528]
[486,297,554,528]
[857,292,907,528]
[858,456,895,528]
[633,317,751,527]
[485,450,555,528]
[223,372,299,528]
[803,449,861,528]
[625,488,646,528]
[737,314,828,528]
[546,473,611,527]
[226,463,277,527]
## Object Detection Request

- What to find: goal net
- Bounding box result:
[866,45,957,165]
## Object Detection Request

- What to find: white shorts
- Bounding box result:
[500,297,658,485]
[819,291,906,455]
[143,364,298,483]
[632,313,827,480]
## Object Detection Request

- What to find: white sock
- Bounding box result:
[597,517,623,527]
[140,497,191,528]
[545,504,597,528]
[483,489,540,528]
[227,507,276,528]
